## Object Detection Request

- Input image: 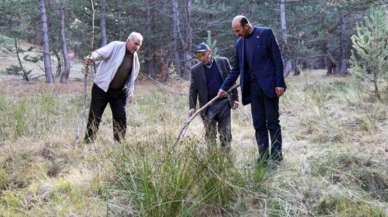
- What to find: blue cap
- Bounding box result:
[194,42,210,53]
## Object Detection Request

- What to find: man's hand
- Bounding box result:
[84,56,94,65]
[232,101,239,110]
[275,87,285,97]
[217,89,227,98]
[187,108,195,117]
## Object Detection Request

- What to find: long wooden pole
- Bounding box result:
[75,0,95,144]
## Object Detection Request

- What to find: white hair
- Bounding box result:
[127,32,143,41]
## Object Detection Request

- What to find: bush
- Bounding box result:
[351,7,388,100]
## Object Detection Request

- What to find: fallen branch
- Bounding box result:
[173,83,240,149]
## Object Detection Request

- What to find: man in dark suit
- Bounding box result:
[217,15,286,163]
[189,42,239,151]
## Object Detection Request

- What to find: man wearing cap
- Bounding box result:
[84,32,143,143]
[217,16,286,163]
[189,42,239,151]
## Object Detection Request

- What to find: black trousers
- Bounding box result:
[84,84,128,143]
[203,99,232,150]
[250,81,283,161]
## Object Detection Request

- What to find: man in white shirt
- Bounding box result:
[84,32,143,143]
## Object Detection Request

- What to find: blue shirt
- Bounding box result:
[204,60,223,100]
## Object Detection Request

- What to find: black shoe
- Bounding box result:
[267,160,281,170]
[84,136,93,144]
[256,155,269,166]
[270,152,283,162]
[267,154,283,171]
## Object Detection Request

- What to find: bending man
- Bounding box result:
[189,42,239,151]
[84,32,143,143]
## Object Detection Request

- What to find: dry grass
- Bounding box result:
[0,51,387,217]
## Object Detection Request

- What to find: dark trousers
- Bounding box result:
[84,84,128,143]
[250,81,283,161]
[203,99,232,150]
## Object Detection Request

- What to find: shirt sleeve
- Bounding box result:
[90,42,115,62]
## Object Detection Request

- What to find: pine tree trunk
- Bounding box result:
[117,0,125,40]
[172,0,182,77]
[53,49,62,77]
[339,13,349,75]
[280,0,298,76]
[59,6,71,83]
[373,68,381,100]
[280,0,287,45]
[144,0,156,76]
[100,0,108,46]
[39,0,54,83]
[183,0,192,80]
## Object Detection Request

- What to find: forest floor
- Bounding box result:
[0,35,387,217]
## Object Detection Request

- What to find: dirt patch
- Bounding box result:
[0,78,190,98]
[0,79,85,97]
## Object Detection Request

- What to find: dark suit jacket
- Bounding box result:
[221,27,286,105]
[189,57,239,118]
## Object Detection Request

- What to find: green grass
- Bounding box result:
[109,137,262,217]
[316,196,386,217]
[0,71,387,216]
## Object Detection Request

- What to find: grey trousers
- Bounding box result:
[203,99,232,150]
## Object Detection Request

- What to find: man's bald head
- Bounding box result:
[232,15,249,27]
[126,32,143,54]
[231,15,252,38]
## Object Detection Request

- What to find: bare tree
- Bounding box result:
[183,0,193,79]
[280,0,287,45]
[143,0,155,75]
[100,0,108,46]
[172,0,183,77]
[59,3,71,83]
[116,0,125,40]
[39,0,54,83]
[339,12,350,75]
[280,0,291,76]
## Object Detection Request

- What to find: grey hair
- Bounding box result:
[127,32,143,41]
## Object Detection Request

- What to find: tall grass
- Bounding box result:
[0,71,387,216]
[109,136,267,217]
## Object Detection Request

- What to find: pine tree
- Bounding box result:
[206,30,218,57]
[351,7,388,99]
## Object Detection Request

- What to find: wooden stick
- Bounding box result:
[75,0,95,144]
[173,83,240,149]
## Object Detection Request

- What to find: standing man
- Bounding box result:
[84,32,143,143]
[217,16,286,163]
[189,42,239,151]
